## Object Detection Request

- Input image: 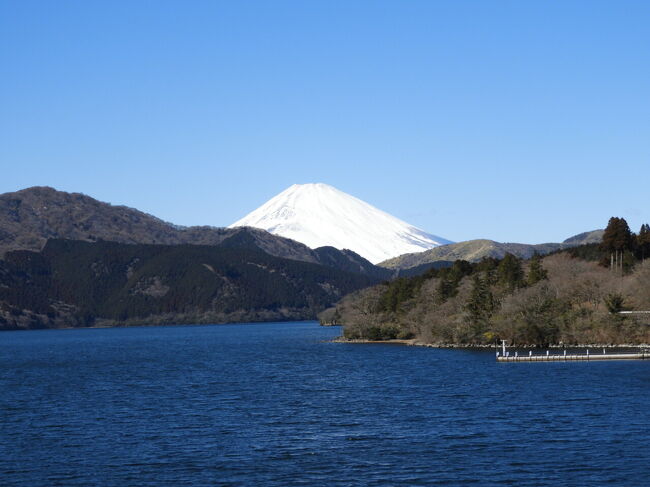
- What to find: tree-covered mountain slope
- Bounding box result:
[334,250,650,346]
[333,217,650,346]
[0,239,380,330]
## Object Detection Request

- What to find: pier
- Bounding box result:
[496,341,650,362]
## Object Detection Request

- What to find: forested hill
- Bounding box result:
[0,239,380,330]
[332,218,650,346]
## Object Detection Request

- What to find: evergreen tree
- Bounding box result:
[638,224,650,260]
[436,276,457,304]
[379,278,417,312]
[435,260,472,304]
[476,257,499,285]
[466,274,496,335]
[497,253,524,290]
[601,217,635,253]
[527,253,548,285]
[449,260,473,281]
[601,217,637,271]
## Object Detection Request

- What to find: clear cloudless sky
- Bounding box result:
[1,0,648,243]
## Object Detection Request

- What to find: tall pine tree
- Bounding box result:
[601,217,636,271]
[527,254,548,285]
[497,253,525,291]
[638,224,650,260]
[466,274,496,336]
[476,257,499,285]
[601,217,635,253]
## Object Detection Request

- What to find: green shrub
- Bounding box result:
[381,324,400,340]
[365,326,383,340]
[604,293,626,313]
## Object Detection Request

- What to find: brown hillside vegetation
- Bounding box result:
[334,253,650,346]
[0,186,317,261]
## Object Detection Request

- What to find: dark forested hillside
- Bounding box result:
[313,246,391,279]
[0,239,379,330]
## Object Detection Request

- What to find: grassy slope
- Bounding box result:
[379,240,565,269]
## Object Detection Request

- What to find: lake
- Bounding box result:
[2,321,650,486]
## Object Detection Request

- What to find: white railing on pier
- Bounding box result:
[496,341,650,362]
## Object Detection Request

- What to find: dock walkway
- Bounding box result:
[496,340,650,362]
[497,351,649,362]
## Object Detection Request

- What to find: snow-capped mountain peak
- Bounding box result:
[228,183,452,264]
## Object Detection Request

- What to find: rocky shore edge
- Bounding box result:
[331,337,650,349]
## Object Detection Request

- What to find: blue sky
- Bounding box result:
[1,0,648,243]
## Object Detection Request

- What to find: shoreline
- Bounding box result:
[332,337,650,349]
[1,317,322,332]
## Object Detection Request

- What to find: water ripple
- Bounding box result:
[2,322,650,486]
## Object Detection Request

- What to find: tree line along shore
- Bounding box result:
[323,217,650,347]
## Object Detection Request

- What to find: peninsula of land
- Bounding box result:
[324,218,650,347]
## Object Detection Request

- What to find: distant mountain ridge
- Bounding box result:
[0,186,387,278]
[229,183,452,264]
[0,186,605,279]
[379,231,604,270]
[562,229,605,245]
[0,186,313,259]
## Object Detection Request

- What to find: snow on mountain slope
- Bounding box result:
[228,183,452,264]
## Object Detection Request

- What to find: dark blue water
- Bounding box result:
[2,321,650,486]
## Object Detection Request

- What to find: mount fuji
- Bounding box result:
[229,183,452,264]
